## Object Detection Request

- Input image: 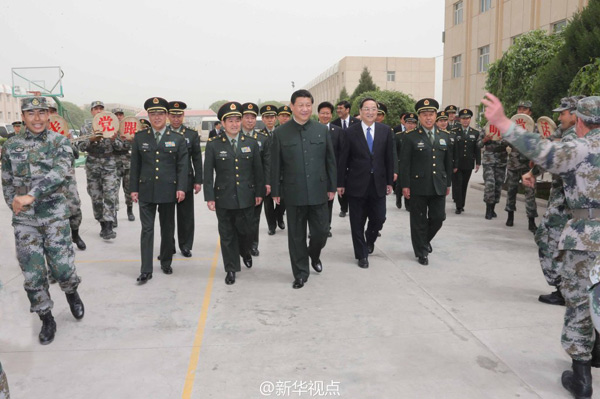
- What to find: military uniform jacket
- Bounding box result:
[130,128,189,203]
[453,126,481,170]
[203,132,265,209]
[399,127,453,196]
[270,119,337,206]
[174,126,203,192]
[1,129,72,226]
[245,129,271,186]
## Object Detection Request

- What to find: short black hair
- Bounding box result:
[291,89,314,105]
[214,121,221,127]
[359,97,377,109]
[336,100,351,110]
[318,101,334,113]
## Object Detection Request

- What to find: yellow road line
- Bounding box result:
[75,258,214,264]
[182,240,220,398]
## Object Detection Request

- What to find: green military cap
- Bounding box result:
[517,100,532,109]
[21,96,49,111]
[12,121,22,126]
[90,100,105,110]
[415,98,439,114]
[167,101,187,114]
[377,102,388,115]
[575,96,600,125]
[218,101,243,121]
[436,111,449,121]
[278,105,291,116]
[242,102,258,116]
[260,104,277,116]
[444,105,458,114]
[112,107,125,114]
[459,108,473,118]
[405,112,417,122]
[144,97,168,112]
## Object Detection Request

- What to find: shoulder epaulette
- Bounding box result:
[136,128,151,135]
[255,130,269,138]
[207,135,217,142]
[406,128,417,134]
[241,134,257,142]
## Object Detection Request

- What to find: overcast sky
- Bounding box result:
[1,0,445,109]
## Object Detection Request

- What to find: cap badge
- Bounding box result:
[267,106,271,110]
[248,104,253,109]
[153,98,159,104]
[424,100,430,106]
[230,103,236,110]
[32,98,40,106]
[175,103,179,108]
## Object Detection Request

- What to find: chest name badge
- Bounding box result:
[439,139,447,146]
[219,151,228,157]
[417,141,425,148]
[241,146,251,153]
[185,138,190,144]
[165,141,176,148]
[469,135,475,139]
[142,143,150,150]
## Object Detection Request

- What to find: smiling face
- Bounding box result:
[336,105,349,119]
[436,119,448,130]
[148,110,167,130]
[22,109,49,134]
[223,116,241,137]
[291,96,313,124]
[262,115,276,130]
[318,107,333,125]
[418,110,436,130]
[168,112,184,129]
[360,100,378,126]
[242,113,257,131]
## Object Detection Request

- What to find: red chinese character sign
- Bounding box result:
[536,116,557,139]
[485,123,502,141]
[510,113,535,133]
[92,111,119,139]
[118,116,141,141]
[48,115,70,138]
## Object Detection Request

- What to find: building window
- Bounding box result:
[480,0,491,13]
[454,1,463,25]
[478,45,490,73]
[387,71,395,82]
[552,19,567,33]
[452,55,462,78]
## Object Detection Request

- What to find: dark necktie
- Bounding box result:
[428,130,434,144]
[343,120,347,130]
[366,127,373,153]
[231,138,237,153]
[154,130,161,143]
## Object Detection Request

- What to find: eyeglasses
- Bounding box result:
[361,108,378,112]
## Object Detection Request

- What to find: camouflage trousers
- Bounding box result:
[115,153,132,210]
[482,163,506,204]
[504,167,538,218]
[0,362,8,399]
[534,201,570,287]
[85,156,119,223]
[66,169,82,231]
[561,250,599,361]
[14,220,81,314]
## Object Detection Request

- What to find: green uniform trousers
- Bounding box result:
[216,207,254,272]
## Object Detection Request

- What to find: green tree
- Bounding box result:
[350,90,415,128]
[485,29,564,116]
[350,67,378,104]
[209,100,229,114]
[569,58,600,96]
[338,87,350,102]
[530,0,600,115]
[258,100,286,109]
[59,101,88,131]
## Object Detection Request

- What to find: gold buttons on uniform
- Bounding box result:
[433,164,436,166]
[156,151,159,154]
[433,171,436,174]
[155,176,159,179]
[236,174,239,177]
[235,166,239,170]
[236,182,240,185]
[156,168,159,171]
[433,156,436,159]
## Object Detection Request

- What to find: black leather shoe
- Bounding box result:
[358,258,369,268]
[225,271,236,285]
[161,265,173,275]
[292,278,304,289]
[311,259,323,273]
[460,207,465,212]
[506,211,514,226]
[157,248,176,261]
[268,228,276,235]
[38,311,56,345]
[137,272,153,284]
[426,243,433,253]
[65,291,85,320]
[339,211,346,217]
[367,243,374,254]
[327,231,332,237]
[418,256,429,265]
[455,208,462,214]
[243,256,253,268]
[127,206,135,221]
[278,221,286,230]
[538,289,565,306]
[181,249,192,258]
[377,232,381,237]
[250,248,259,256]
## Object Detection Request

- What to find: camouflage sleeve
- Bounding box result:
[503,123,589,175]
[1,145,15,208]
[111,137,125,151]
[29,137,72,200]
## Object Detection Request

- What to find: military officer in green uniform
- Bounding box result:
[204,102,264,285]
[274,105,292,230]
[445,105,459,130]
[452,108,481,214]
[11,121,21,137]
[130,97,188,284]
[167,101,203,258]
[376,102,388,124]
[241,102,271,256]
[271,90,336,289]
[260,104,278,235]
[394,113,417,210]
[400,98,453,265]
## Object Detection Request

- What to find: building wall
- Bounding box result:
[305,56,436,110]
[442,0,589,117]
[0,84,23,123]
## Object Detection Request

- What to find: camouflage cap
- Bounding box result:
[112,107,125,114]
[21,96,49,111]
[575,96,600,125]
[517,100,532,109]
[47,100,57,110]
[552,97,577,113]
[90,100,105,110]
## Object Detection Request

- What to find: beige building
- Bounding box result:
[305,56,436,109]
[0,83,22,124]
[443,0,589,117]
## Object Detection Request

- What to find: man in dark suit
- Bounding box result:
[394,113,418,210]
[452,108,481,214]
[208,121,222,139]
[331,100,357,218]
[204,102,264,285]
[274,105,292,230]
[337,98,394,268]
[130,97,188,284]
[167,101,203,257]
[271,90,336,289]
[400,98,452,266]
[317,101,342,237]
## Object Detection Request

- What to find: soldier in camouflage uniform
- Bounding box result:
[0,361,8,399]
[478,125,508,220]
[112,108,135,224]
[78,101,123,239]
[484,93,600,399]
[1,97,84,346]
[504,100,538,232]
[241,103,270,257]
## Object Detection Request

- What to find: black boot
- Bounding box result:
[506,211,514,227]
[485,204,493,220]
[127,205,135,221]
[38,311,56,345]
[528,217,537,233]
[396,196,402,209]
[71,229,86,251]
[562,359,592,399]
[491,204,497,218]
[592,331,600,368]
[538,288,565,306]
[103,221,116,240]
[99,221,108,238]
[113,212,118,228]
[66,291,85,320]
